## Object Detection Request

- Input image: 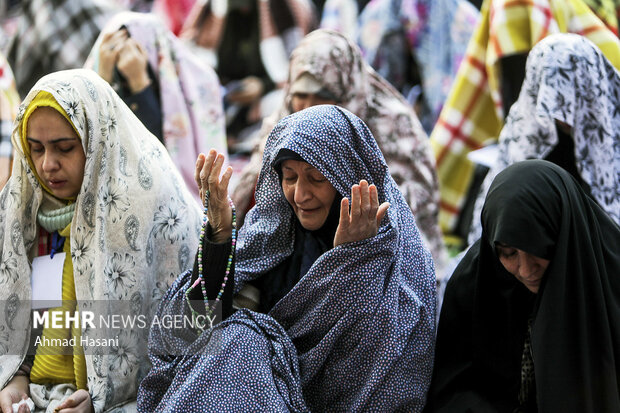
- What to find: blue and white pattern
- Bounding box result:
[469,33,620,243]
[140,105,436,411]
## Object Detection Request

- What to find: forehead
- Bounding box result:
[27,107,77,137]
[281,159,317,171]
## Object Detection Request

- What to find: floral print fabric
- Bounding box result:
[0,69,202,412]
[469,34,620,242]
[86,11,227,202]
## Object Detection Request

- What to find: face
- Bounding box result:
[291,92,337,113]
[27,107,85,199]
[496,243,550,293]
[281,160,338,231]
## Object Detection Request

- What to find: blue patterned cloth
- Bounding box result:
[138,105,436,411]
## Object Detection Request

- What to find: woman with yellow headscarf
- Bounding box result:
[0,69,202,413]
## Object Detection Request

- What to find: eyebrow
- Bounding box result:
[27,137,79,144]
[282,165,319,173]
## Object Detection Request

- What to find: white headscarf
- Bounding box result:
[469,33,620,243]
[0,69,201,411]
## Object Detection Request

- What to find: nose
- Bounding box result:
[41,151,60,172]
[297,97,312,111]
[517,252,538,278]
[293,179,312,205]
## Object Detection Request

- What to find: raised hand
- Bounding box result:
[195,150,233,243]
[226,76,264,106]
[334,180,389,247]
[97,29,128,84]
[116,38,150,94]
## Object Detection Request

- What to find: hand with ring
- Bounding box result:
[98,29,128,84]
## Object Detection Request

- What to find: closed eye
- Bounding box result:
[59,146,76,153]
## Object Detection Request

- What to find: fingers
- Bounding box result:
[200,149,217,192]
[376,202,390,226]
[197,150,233,204]
[102,29,128,51]
[359,180,371,217]
[350,183,360,218]
[219,166,233,195]
[339,197,350,230]
[54,391,80,411]
[194,153,206,189]
[207,153,225,197]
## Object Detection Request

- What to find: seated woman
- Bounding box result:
[0,50,20,191]
[87,11,227,202]
[468,33,620,242]
[138,105,437,411]
[425,160,620,412]
[232,29,446,276]
[0,69,202,413]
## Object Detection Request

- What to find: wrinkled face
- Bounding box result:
[496,243,550,293]
[291,93,337,113]
[281,160,338,231]
[27,107,85,199]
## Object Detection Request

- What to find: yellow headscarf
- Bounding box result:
[21,91,87,389]
[20,91,81,198]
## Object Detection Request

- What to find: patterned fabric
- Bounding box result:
[142,105,437,411]
[30,223,88,391]
[320,0,360,39]
[0,69,202,412]
[357,0,479,129]
[139,302,309,412]
[357,0,409,92]
[6,0,117,98]
[180,0,316,85]
[86,11,228,202]
[239,105,436,410]
[517,318,535,408]
[583,0,619,35]
[232,29,446,274]
[402,0,479,124]
[469,34,620,242]
[152,0,196,35]
[429,0,620,234]
[0,51,19,160]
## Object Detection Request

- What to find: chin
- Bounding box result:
[51,190,78,199]
[298,217,325,231]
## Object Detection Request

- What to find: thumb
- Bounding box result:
[376,202,390,226]
[56,396,75,410]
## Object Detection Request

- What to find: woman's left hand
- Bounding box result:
[54,389,93,413]
[334,180,389,247]
[116,38,150,94]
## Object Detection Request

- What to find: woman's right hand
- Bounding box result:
[195,150,233,243]
[98,30,128,84]
[0,376,30,413]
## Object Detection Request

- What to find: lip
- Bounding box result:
[520,276,542,287]
[47,179,67,189]
[297,206,322,215]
